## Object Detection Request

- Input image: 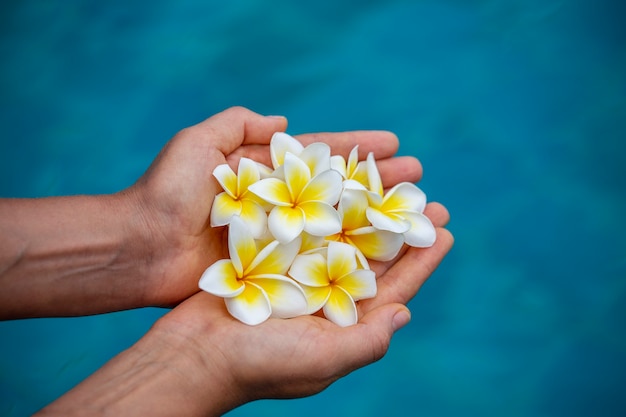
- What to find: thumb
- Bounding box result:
[190,106,288,155]
[336,304,411,372]
[360,303,412,334]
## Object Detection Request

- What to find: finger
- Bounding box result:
[377,156,423,187]
[423,202,450,228]
[295,131,399,160]
[228,144,273,168]
[232,130,414,177]
[186,106,288,155]
[362,227,454,311]
[237,143,424,183]
[329,303,409,374]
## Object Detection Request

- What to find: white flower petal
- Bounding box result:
[268,206,305,244]
[269,164,285,180]
[335,269,377,301]
[299,142,331,176]
[366,152,383,196]
[210,192,241,227]
[346,145,360,177]
[283,152,311,201]
[270,132,303,169]
[351,160,370,189]
[248,275,307,319]
[382,182,427,213]
[327,241,357,279]
[225,283,272,325]
[228,216,257,275]
[330,155,347,178]
[239,200,268,238]
[253,227,276,251]
[248,178,292,207]
[338,189,370,230]
[300,232,328,254]
[198,259,245,297]
[401,211,437,247]
[288,252,330,287]
[256,161,274,179]
[247,236,301,276]
[298,169,343,205]
[212,164,237,198]
[346,227,405,261]
[243,188,274,212]
[245,240,279,273]
[323,286,358,327]
[355,248,370,270]
[300,202,342,237]
[366,189,383,208]
[300,284,332,314]
[366,207,411,233]
[342,179,368,191]
[237,157,261,193]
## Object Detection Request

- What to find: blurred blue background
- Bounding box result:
[1,0,625,416]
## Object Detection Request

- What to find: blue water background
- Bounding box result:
[1,1,625,416]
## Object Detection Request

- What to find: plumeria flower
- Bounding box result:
[210,157,271,238]
[248,152,343,244]
[270,132,304,169]
[288,241,377,327]
[199,216,307,325]
[270,132,332,178]
[328,189,405,267]
[330,145,369,190]
[363,153,437,247]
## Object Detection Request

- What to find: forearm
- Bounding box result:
[0,193,152,319]
[34,326,242,417]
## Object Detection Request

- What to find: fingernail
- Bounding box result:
[392,308,411,332]
[266,115,286,119]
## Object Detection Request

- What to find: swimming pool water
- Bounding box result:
[1,1,625,416]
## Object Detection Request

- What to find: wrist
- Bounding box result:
[0,193,153,318]
[140,322,247,416]
[115,185,187,308]
[36,323,243,417]
[110,189,161,307]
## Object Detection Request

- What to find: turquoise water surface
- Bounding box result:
[1,1,625,416]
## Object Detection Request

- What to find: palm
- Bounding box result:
[161,292,345,397]
[155,200,452,403]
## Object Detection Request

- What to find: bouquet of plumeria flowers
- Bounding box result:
[199,132,436,327]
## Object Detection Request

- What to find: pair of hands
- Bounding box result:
[35,106,453,415]
[126,107,453,408]
[133,106,451,307]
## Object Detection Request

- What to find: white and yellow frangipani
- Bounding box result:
[288,241,377,327]
[210,157,270,238]
[270,132,305,169]
[330,145,369,190]
[199,216,307,326]
[270,132,331,178]
[248,152,343,244]
[328,188,405,267]
[363,153,437,247]
[201,131,437,326]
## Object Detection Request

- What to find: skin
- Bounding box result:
[0,106,453,416]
